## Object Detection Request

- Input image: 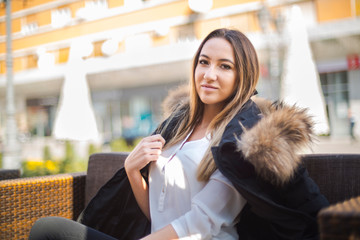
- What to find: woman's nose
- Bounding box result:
[204,67,217,81]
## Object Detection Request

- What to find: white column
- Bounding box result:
[3,0,21,169]
[280,5,329,135]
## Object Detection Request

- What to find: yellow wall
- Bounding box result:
[152,35,170,47]
[13,56,23,72]
[108,0,124,8]
[92,40,105,58]
[1,0,359,73]
[0,22,4,35]
[0,18,21,35]
[0,0,124,36]
[316,0,352,22]
[58,47,70,64]
[0,0,57,16]
[27,10,52,27]
[0,1,192,54]
[213,0,258,9]
[196,12,260,40]
[66,1,85,18]
[1,0,259,54]
[1,1,83,36]
[27,54,38,68]
[0,60,5,74]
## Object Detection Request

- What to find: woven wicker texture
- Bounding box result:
[0,169,21,180]
[319,196,360,240]
[0,172,86,240]
[303,154,360,204]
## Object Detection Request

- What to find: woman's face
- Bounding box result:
[195,37,237,110]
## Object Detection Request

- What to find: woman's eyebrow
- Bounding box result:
[219,58,235,65]
[200,54,210,59]
[199,54,234,65]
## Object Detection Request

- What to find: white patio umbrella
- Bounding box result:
[53,39,99,141]
[280,5,329,135]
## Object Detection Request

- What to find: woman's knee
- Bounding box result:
[29,216,117,240]
[29,216,71,240]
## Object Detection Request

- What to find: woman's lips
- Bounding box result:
[201,84,217,90]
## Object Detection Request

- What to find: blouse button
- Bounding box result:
[158,185,166,212]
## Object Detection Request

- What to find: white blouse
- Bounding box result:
[149,134,247,240]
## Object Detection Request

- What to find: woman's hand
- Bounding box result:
[124,134,166,174]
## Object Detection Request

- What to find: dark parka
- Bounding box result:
[78,97,329,240]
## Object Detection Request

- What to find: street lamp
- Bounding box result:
[257,3,282,101]
[1,0,21,169]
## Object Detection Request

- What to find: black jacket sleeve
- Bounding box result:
[77,167,150,240]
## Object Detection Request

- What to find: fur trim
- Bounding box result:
[162,85,189,118]
[237,97,314,186]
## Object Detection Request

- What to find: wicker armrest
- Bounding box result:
[0,172,86,240]
[318,195,360,240]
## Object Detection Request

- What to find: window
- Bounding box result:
[320,71,350,136]
[51,8,72,29]
[76,0,108,21]
[21,22,38,36]
[176,24,196,43]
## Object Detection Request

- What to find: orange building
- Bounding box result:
[0,0,359,145]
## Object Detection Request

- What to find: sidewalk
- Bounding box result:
[311,136,360,154]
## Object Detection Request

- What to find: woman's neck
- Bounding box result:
[187,104,221,142]
[202,104,221,124]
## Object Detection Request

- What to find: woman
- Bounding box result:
[29,28,328,240]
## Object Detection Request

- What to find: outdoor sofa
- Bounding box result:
[0,153,359,240]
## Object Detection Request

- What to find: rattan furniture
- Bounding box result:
[1,153,359,240]
[319,195,360,240]
[0,172,86,240]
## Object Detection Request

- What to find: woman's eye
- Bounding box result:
[221,64,231,70]
[199,59,208,65]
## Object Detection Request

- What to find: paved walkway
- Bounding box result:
[311,136,360,154]
[18,135,360,161]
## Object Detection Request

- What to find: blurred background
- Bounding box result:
[0,0,359,176]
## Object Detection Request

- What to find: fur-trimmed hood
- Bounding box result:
[161,87,314,186]
[237,97,314,186]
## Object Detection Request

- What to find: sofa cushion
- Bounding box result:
[85,152,128,205]
[303,154,360,204]
[85,153,360,206]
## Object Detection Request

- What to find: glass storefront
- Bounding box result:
[92,82,180,143]
[26,97,58,138]
[24,82,181,143]
[320,71,350,136]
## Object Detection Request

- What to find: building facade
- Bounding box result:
[0,0,359,152]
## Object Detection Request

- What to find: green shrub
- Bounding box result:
[43,145,52,160]
[21,141,88,177]
[110,138,140,152]
[22,159,60,177]
[59,140,76,173]
[88,143,101,156]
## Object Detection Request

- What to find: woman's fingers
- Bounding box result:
[139,147,162,156]
[145,141,163,150]
[144,134,166,146]
[125,134,166,173]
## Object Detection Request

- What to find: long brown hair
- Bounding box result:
[162,28,260,181]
